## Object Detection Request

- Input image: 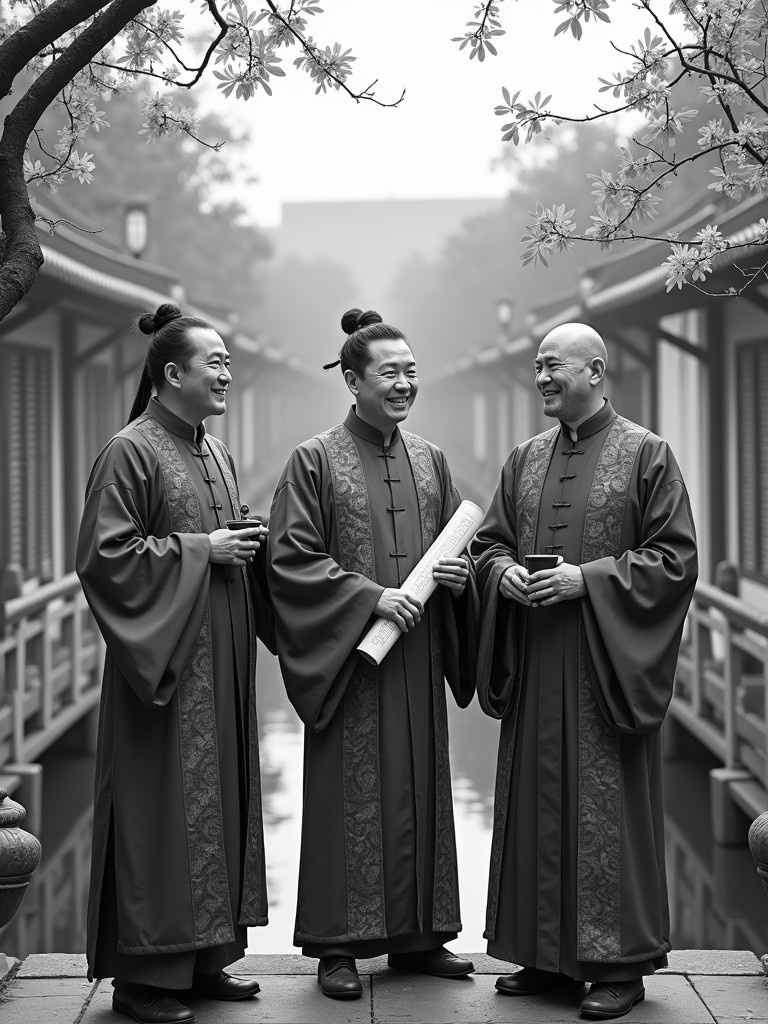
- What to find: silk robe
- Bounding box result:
[77,398,272,982]
[474,401,697,981]
[268,408,478,953]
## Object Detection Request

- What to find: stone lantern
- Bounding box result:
[0,788,42,929]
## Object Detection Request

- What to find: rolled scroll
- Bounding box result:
[356,498,484,666]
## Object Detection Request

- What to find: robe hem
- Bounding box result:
[482,933,671,965]
[115,921,268,956]
[294,921,463,945]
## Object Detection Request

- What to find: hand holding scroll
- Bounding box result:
[357,500,484,666]
[374,589,423,632]
[433,556,470,596]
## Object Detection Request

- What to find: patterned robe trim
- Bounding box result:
[132,415,234,949]
[484,426,559,941]
[576,416,647,962]
[205,436,268,926]
[317,424,387,941]
[401,431,461,933]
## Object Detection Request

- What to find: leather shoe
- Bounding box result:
[190,969,260,1001]
[496,967,584,995]
[317,956,363,999]
[387,946,474,977]
[113,985,194,1023]
[579,979,645,1019]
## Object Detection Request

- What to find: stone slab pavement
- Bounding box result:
[0,950,766,1024]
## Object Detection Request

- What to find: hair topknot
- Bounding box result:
[138,302,183,336]
[340,308,383,336]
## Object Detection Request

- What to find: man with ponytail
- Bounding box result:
[77,304,273,1023]
[268,308,479,1000]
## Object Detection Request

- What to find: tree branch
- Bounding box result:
[0,0,114,99]
[263,0,404,106]
[0,0,158,321]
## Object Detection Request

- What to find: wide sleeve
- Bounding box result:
[471,449,527,719]
[432,450,479,709]
[76,437,212,708]
[580,438,698,734]
[218,442,276,653]
[267,443,384,731]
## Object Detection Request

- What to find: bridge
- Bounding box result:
[1,191,767,852]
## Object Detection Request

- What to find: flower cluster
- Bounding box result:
[459,0,768,294]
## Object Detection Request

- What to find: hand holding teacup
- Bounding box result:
[524,555,587,606]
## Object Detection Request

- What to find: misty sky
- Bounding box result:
[198,1,663,226]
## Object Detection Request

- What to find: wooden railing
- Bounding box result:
[673,580,768,820]
[0,573,104,770]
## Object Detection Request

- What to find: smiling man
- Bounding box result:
[268,308,479,1000]
[472,322,698,1021]
[77,304,273,1024]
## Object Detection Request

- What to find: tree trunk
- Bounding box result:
[0,0,157,323]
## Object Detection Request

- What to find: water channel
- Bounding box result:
[1,647,766,961]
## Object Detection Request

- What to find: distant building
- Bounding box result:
[270,197,506,305]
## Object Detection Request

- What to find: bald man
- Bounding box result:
[473,324,698,1020]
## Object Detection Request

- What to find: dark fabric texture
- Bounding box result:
[268,407,478,949]
[473,401,697,978]
[77,399,271,981]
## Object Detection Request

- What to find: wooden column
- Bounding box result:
[61,313,79,572]
[707,302,727,574]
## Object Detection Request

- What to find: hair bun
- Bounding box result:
[340,308,383,335]
[139,302,182,335]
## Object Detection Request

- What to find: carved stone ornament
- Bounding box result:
[0,788,42,929]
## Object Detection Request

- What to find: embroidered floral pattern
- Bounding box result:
[134,416,234,948]
[577,417,646,961]
[401,432,440,547]
[206,436,267,925]
[318,425,387,940]
[517,428,559,558]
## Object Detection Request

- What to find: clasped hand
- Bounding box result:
[500,558,586,607]
[209,525,267,566]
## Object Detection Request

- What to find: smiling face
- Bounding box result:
[168,327,232,424]
[534,324,606,426]
[345,338,418,439]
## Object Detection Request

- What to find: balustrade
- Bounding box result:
[0,574,103,779]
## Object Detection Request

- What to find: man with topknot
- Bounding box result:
[268,308,479,999]
[78,304,272,1023]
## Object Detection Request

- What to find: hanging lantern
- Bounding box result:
[0,788,42,929]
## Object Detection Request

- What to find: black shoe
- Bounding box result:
[387,946,474,977]
[113,985,195,1023]
[579,979,645,1019]
[317,956,363,999]
[190,969,260,1001]
[496,967,584,996]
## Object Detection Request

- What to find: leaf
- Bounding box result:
[571,19,582,40]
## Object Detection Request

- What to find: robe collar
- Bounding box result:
[559,398,617,442]
[149,396,207,446]
[344,406,402,450]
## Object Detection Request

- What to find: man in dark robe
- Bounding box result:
[77,311,272,1024]
[268,313,478,999]
[473,322,698,1020]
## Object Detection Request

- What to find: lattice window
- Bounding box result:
[737,339,768,582]
[0,344,53,583]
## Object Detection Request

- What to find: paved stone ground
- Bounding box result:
[0,950,766,1023]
